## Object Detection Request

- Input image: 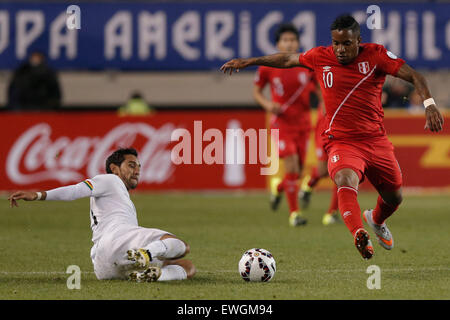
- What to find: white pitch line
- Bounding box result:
[0,267,448,276]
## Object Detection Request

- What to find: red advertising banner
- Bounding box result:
[382,112,450,189]
[1,110,449,192]
[0,111,268,191]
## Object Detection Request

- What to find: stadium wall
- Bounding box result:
[0,70,449,109]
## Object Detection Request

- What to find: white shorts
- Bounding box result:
[91,226,173,280]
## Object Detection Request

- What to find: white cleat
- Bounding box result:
[127,267,161,283]
[363,209,394,250]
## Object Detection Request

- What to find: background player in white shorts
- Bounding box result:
[8,148,196,282]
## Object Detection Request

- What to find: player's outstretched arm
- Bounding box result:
[220,53,303,75]
[8,191,47,208]
[395,63,444,132]
[8,181,94,208]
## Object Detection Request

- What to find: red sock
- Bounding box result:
[307,167,320,188]
[372,195,399,225]
[281,173,299,213]
[337,186,363,236]
[327,185,339,214]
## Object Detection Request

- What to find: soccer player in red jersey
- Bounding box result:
[300,101,340,226]
[221,15,444,259]
[253,23,319,227]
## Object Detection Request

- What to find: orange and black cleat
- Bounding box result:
[353,228,374,260]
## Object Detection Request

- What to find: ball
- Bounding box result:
[238,248,276,282]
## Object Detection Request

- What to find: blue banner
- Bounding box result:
[0,2,449,70]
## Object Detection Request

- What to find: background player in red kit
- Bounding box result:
[253,24,319,227]
[300,101,340,226]
[221,15,444,259]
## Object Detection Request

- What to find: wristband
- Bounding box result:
[36,192,42,200]
[423,98,435,109]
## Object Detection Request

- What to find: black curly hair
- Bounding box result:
[105,148,138,174]
[330,14,360,35]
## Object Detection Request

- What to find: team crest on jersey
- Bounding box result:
[358,62,370,74]
[331,154,340,163]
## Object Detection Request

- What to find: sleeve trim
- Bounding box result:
[83,180,93,191]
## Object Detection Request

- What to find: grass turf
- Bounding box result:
[0,191,449,300]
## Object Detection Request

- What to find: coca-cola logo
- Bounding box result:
[6,122,175,185]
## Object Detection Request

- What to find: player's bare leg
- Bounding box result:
[269,175,283,211]
[270,154,298,211]
[300,161,339,225]
[274,154,307,226]
[363,188,402,250]
[300,159,328,209]
[334,168,373,259]
[322,185,340,226]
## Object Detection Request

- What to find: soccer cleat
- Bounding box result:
[127,266,161,282]
[353,228,374,260]
[127,248,153,269]
[363,209,394,250]
[269,177,282,211]
[270,194,282,211]
[299,175,312,209]
[322,212,341,226]
[289,211,307,227]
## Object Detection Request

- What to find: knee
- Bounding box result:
[285,164,300,175]
[283,156,300,175]
[380,188,403,207]
[394,193,403,206]
[334,170,359,188]
[160,235,190,257]
[387,192,403,207]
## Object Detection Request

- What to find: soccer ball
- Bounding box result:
[238,248,276,282]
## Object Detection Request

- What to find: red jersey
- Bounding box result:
[315,102,328,144]
[254,66,317,132]
[298,43,405,140]
[316,102,327,134]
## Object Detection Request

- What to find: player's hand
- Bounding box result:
[220,58,250,75]
[8,191,38,208]
[269,102,282,115]
[424,104,444,133]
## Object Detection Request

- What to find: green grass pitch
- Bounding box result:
[0,191,449,299]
